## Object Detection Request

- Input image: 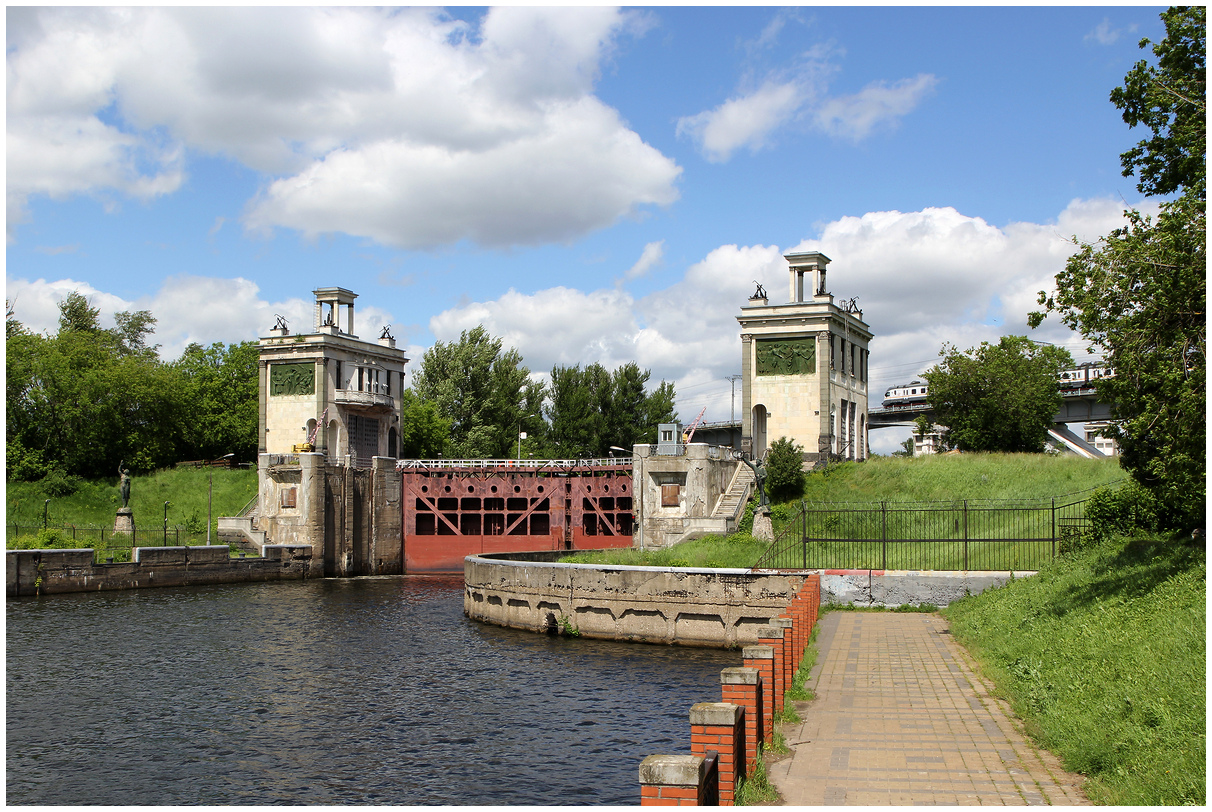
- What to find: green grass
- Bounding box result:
[805,453,1124,504]
[6,467,258,547]
[564,454,1126,570]
[944,534,1205,805]
[560,535,770,568]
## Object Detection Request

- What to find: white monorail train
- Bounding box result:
[882,362,1113,408]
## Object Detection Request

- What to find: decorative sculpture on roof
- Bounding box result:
[273,314,289,331]
[380,325,394,341]
[751,281,767,300]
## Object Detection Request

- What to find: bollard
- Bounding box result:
[770,616,795,702]
[742,645,775,744]
[755,625,786,714]
[720,666,763,773]
[690,702,744,805]
[640,754,709,806]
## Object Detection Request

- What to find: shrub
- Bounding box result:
[41,468,83,497]
[1085,482,1160,542]
[765,437,805,502]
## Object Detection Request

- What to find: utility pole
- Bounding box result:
[726,375,742,424]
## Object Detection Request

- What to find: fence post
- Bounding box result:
[801,500,807,570]
[880,501,887,571]
[963,500,969,571]
[1051,497,1056,560]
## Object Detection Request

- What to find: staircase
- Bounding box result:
[712,463,755,523]
[217,495,268,555]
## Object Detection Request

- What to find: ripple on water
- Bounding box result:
[7,577,737,805]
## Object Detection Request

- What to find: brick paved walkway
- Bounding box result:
[767,612,1089,805]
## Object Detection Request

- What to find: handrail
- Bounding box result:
[394,458,632,471]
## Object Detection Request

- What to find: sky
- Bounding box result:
[6,5,1166,454]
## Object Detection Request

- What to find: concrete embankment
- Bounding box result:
[465,551,1033,646]
[7,545,316,597]
[465,551,807,647]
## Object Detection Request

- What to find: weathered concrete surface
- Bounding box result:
[633,443,740,548]
[768,612,1089,805]
[465,554,806,647]
[820,569,1032,608]
[7,545,316,597]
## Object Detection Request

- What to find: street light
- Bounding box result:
[207,453,236,546]
[164,501,170,547]
[517,414,536,461]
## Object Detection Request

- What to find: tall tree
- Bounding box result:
[409,326,535,458]
[175,341,259,462]
[1030,6,1205,533]
[924,336,1073,453]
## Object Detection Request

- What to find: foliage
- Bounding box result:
[764,436,806,502]
[924,336,1073,453]
[396,389,451,458]
[408,325,537,458]
[1030,7,1205,533]
[6,293,191,478]
[545,361,676,458]
[174,341,259,463]
[945,534,1205,805]
[1082,482,1160,545]
[1109,6,1206,201]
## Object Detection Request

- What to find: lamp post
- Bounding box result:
[207,453,236,546]
[43,499,50,531]
[164,501,170,547]
[517,414,535,461]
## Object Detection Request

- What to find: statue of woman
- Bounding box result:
[118,462,131,509]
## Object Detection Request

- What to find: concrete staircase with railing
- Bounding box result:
[217,494,268,556]
[712,463,755,522]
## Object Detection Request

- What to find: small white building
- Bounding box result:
[1084,421,1120,456]
[258,287,409,466]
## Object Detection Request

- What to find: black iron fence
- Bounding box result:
[752,494,1093,572]
[6,524,217,564]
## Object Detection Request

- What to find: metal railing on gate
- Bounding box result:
[751,493,1094,572]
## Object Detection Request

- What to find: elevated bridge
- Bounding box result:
[869,385,1113,428]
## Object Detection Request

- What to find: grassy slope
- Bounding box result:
[6,467,258,534]
[563,454,1125,567]
[801,453,1124,504]
[944,535,1205,805]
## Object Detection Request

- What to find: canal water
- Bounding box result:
[6,577,739,805]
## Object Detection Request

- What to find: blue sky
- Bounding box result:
[6,6,1164,452]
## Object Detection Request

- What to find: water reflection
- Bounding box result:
[7,577,737,805]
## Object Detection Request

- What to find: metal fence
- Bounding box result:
[752,495,1093,572]
[6,524,216,564]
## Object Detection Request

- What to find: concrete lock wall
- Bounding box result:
[464,553,807,647]
[259,453,402,576]
[7,544,316,597]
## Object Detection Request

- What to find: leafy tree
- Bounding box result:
[545,361,678,457]
[409,325,537,458]
[1110,6,1206,200]
[924,336,1073,453]
[6,293,189,479]
[1030,7,1205,533]
[765,437,806,502]
[396,389,451,458]
[175,341,259,462]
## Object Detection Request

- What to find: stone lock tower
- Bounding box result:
[737,252,873,464]
[258,287,409,463]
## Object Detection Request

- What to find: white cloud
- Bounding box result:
[624,240,665,281]
[8,199,1141,445]
[1085,18,1136,46]
[812,74,938,141]
[7,7,680,247]
[4,274,401,361]
[677,12,935,162]
[427,199,1137,433]
[677,81,804,163]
